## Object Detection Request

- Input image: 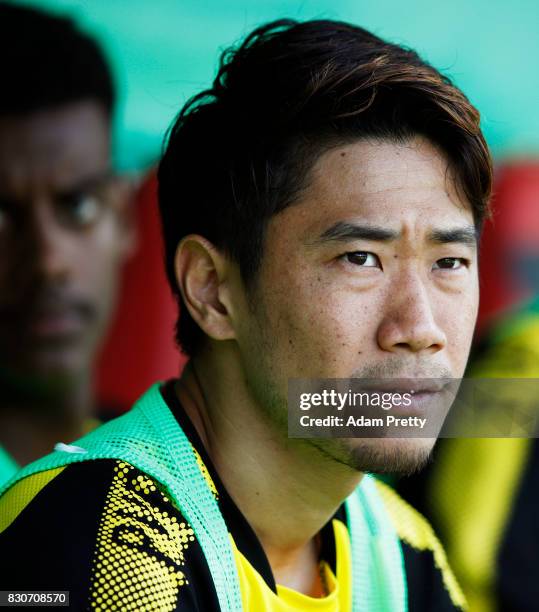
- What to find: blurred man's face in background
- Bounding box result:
[0,101,133,384]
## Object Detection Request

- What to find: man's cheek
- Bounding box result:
[447,318,476,373]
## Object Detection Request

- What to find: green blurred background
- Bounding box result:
[13,0,539,171]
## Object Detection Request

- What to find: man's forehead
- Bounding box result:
[0,101,111,198]
[277,137,474,241]
[306,137,462,203]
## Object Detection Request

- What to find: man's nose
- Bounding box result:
[24,202,72,284]
[376,272,446,354]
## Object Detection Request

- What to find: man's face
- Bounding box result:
[0,101,132,384]
[236,137,479,473]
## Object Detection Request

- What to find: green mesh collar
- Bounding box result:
[0,383,406,612]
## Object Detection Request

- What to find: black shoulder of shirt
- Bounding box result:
[402,541,463,611]
[0,380,464,611]
[374,478,466,612]
[0,457,219,611]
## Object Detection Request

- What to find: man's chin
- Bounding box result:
[311,437,436,476]
[1,344,89,392]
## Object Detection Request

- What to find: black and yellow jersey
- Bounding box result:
[0,382,464,611]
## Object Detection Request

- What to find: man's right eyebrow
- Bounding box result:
[56,170,115,198]
[311,222,399,245]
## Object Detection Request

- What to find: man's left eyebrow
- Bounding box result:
[428,226,478,247]
[312,222,398,244]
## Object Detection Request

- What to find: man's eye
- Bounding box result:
[58,194,102,227]
[343,252,381,268]
[433,257,467,270]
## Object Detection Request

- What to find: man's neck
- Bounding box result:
[176,356,362,594]
[0,373,95,467]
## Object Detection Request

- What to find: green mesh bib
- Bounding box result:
[0,384,407,612]
[0,444,19,488]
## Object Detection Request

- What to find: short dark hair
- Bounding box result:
[0,2,115,116]
[158,19,493,356]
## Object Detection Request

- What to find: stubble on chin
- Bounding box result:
[308,436,436,476]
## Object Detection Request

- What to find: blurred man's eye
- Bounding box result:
[57,193,102,227]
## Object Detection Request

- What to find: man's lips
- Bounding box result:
[352,380,454,417]
[27,307,87,338]
[0,299,95,342]
[355,380,448,394]
[391,389,445,416]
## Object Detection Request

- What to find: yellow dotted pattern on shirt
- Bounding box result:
[89,461,195,611]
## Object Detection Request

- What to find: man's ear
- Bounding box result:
[174,235,237,343]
